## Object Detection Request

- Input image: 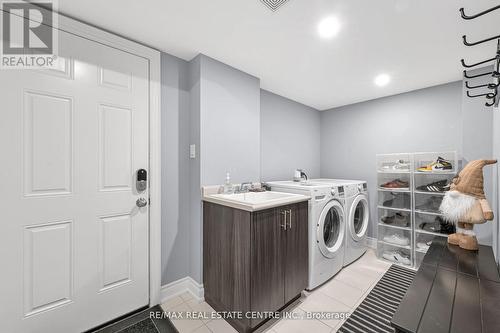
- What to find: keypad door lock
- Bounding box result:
[136,169,147,192]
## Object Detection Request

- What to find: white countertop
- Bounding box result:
[202,187,310,212]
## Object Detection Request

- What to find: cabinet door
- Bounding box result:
[203,202,251,329]
[251,208,285,327]
[284,202,309,303]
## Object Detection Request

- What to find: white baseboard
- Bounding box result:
[160,276,204,304]
[366,236,377,250]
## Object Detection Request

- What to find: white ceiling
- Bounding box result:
[60,0,500,110]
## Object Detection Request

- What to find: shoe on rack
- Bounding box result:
[381,214,395,224]
[418,216,454,234]
[416,196,442,212]
[416,179,451,193]
[381,159,410,172]
[383,192,411,209]
[417,157,453,172]
[382,251,411,266]
[380,179,409,189]
[381,212,409,227]
[383,234,410,246]
[418,221,440,233]
[438,217,456,234]
[416,241,432,251]
[436,216,457,235]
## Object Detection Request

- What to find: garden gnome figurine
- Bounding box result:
[439,159,497,250]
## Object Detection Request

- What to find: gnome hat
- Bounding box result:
[450,159,497,199]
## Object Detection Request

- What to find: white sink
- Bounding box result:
[211,191,298,204]
[203,190,310,212]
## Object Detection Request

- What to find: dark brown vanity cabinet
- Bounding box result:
[203,200,308,333]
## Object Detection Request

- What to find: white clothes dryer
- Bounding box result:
[310,179,370,266]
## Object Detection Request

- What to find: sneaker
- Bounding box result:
[382,251,411,265]
[439,218,456,234]
[381,212,410,227]
[417,157,453,172]
[416,179,451,193]
[382,192,411,209]
[417,241,432,251]
[416,196,442,212]
[418,221,440,233]
[380,179,409,189]
[381,160,410,172]
[418,217,455,234]
[383,234,410,246]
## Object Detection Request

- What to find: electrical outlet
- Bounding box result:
[190,144,196,159]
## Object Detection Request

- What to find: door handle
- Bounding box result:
[287,209,292,229]
[280,210,287,230]
[136,198,148,208]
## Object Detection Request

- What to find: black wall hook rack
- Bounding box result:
[466,81,494,89]
[460,5,500,20]
[467,91,497,99]
[465,81,500,90]
[489,82,500,89]
[461,56,498,68]
[460,5,500,107]
[463,34,500,46]
[463,70,493,79]
[486,99,497,107]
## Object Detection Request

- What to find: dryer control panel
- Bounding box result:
[345,182,368,197]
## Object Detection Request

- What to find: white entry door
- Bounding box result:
[0,24,150,333]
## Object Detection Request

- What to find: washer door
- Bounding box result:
[317,200,345,258]
[348,194,369,241]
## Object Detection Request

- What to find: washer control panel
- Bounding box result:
[331,186,344,197]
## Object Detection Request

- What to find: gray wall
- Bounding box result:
[188,55,261,283]
[200,56,261,185]
[461,70,494,245]
[188,56,202,284]
[320,82,463,238]
[260,90,321,181]
[161,53,191,285]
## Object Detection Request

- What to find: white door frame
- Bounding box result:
[8,5,163,307]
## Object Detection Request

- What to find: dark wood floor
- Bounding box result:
[391,237,500,333]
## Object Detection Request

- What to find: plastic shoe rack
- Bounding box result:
[376,152,459,269]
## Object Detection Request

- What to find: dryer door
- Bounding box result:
[317,200,345,258]
[348,194,369,241]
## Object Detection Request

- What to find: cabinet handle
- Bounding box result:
[287,209,292,229]
[280,210,287,230]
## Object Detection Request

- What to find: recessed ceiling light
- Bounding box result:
[318,17,341,39]
[374,74,391,87]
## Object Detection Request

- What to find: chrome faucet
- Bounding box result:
[236,182,253,193]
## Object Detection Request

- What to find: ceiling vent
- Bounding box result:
[261,0,290,11]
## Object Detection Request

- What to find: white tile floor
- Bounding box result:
[161,249,391,333]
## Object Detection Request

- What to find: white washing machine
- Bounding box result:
[267,181,346,290]
[310,179,370,266]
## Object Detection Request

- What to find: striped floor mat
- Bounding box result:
[337,265,416,333]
